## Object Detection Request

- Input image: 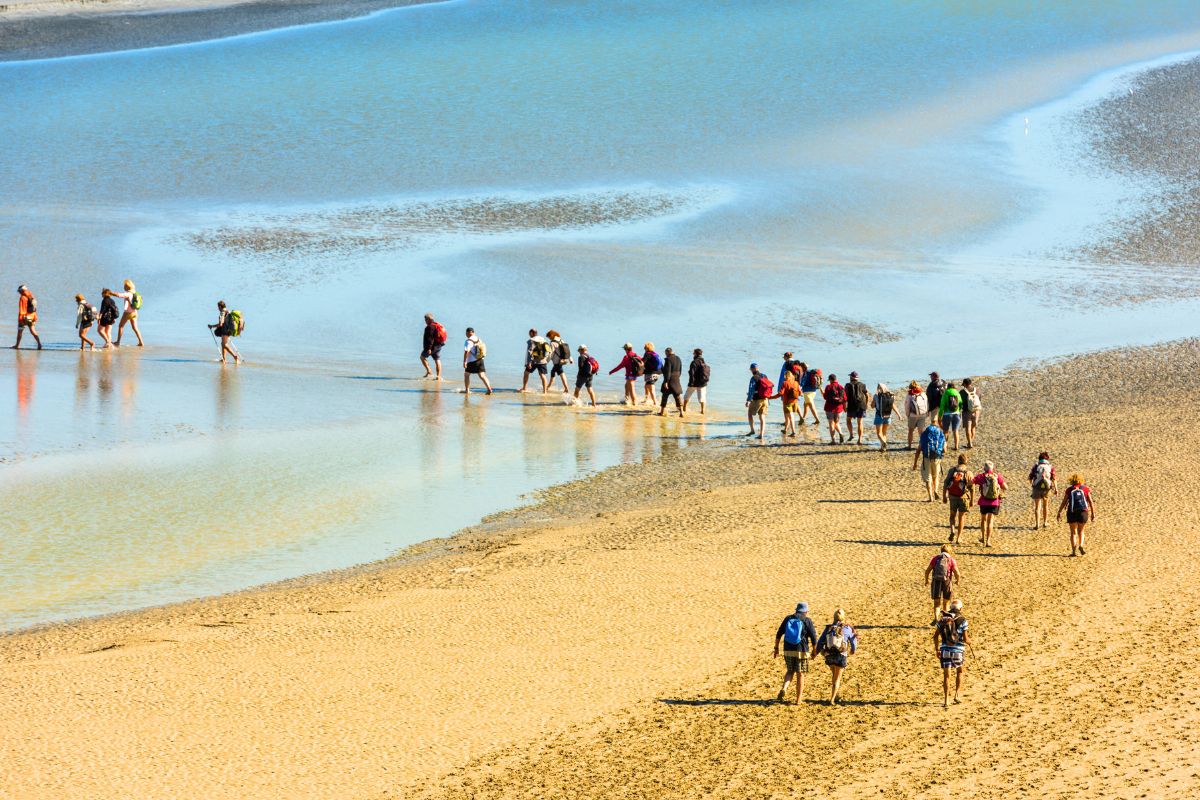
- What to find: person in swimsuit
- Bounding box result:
[113,279,144,347]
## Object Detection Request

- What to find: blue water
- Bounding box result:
[4,0,1200,628]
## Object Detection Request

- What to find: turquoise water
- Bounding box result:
[4,0,1200,628]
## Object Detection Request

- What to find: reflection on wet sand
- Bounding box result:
[460,392,488,479]
[74,352,90,414]
[14,350,35,418]
[216,364,239,427]
[417,384,445,478]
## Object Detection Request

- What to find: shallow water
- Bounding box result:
[4,0,1200,628]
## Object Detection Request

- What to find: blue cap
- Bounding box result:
[750,362,758,369]
[795,602,808,614]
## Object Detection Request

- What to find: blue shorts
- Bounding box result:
[940,648,965,669]
[942,413,962,431]
[526,363,548,376]
[421,344,443,360]
[873,413,889,426]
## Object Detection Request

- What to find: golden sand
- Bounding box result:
[2,341,1198,798]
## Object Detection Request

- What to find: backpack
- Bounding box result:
[80,304,97,326]
[131,291,143,311]
[557,341,571,361]
[783,616,804,646]
[645,351,662,372]
[824,623,848,655]
[431,322,447,345]
[921,427,944,459]
[755,375,774,400]
[228,310,245,336]
[1068,485,1089,513]
[909,392,928,416]
[946,392,960,413]
[586,355,599,373]
[629,353,645,376]
[946,468,967,498]
[830,383,846,405]
[1032,463,1052,491]
[474,339,487,360]
[531,340,550,363]
[937,614,965,647]
[961,390,973,414]
[700,361,711,384]
[26,294,37,314]
[810,369,822,390]
[878,393,895,417]
[850,381,869,408]
[932,553,952,581]
[981,473,1002,501]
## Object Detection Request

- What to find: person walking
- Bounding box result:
[547,330,573,393]
[822,373,847,445]
[777,351,798,391]
[608,343,643,406]
[942,454,974,543]
[904,380,929,450]
[463,327,493,395]
[11,285,42,350]
[1028,451,1057,530]
[113,279,144,347]
[573,345,598,407]
[770,367,802,436]
[1057,474,1096,556]
[961,377,981,448]
[773,602,818,705]
[938,381,963,451]
[642,342,663,406]
[207,300,243,364]
[745,363,773,441]
[520,329,551,394]
[870,382,894,451]
[924,544,961,624]
[927,372,947,418]
[799,363,822,427]
[913,422,946,501]
[420,313,448,380]
[933,599,971,708]
[657,347,684,417]
[97,288,119,349]
[815,609,858,705]
[844,371,869,445]
[973,461,1007,547]
[683,348,709,415]
[74,293,97,351]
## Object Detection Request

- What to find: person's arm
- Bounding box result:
[952,561,961,585]
[608,354,626,375]
[848,627,858,655]
[1087,490,1096,521]
[1056,490,1069,519]
[966,475,974,507]
[924,560,933,585]
[933,626,942,656]
[773,620,786,657]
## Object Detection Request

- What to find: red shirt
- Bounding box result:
[823,382,845,413]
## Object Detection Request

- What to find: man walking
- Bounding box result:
[927,372,947,418]
[683,348,709,415]
[421,313,447,380]
[745,362,773,441]
[942,454,974,543]
[844,371,869,445]
[912,422,946,501]
[773,602,818,705]
[939,380,963,450]
[463,327,493,395]
[521,329,551,394]
[923,544,961,625]
[933,599,970,707]
[573,344,598,407]
[657,347,685,417]
[11,285,42,350]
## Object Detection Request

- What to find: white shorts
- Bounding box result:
[685,386,707,404]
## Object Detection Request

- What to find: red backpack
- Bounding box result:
[755,375,774,400]
[587,356,599,373]
[431,322,447,345]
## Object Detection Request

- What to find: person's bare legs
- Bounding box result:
[539,372,549,394]
[879,422,889,450]
[129,316,144,346]
[480,371,494,395]
[795,671,805,704]
[220,336,240,364]
[646,382,657,406]
[79,329,95,350]
[942,667,952,707]
[434,357,442,381]
[756,411,766,441]
[778,667,796,703]
[421,355,433,378]
[829,664,844,704]
[981,512,994,547]
[624,379,636,405]
[954,510,966,542]
[557,373,569,393]
[586,386,596,406]
[520,369,531,393]
[954,666,964,703]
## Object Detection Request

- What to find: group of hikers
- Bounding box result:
[9,284,245,364]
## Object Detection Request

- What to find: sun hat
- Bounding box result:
[795,602,809,614]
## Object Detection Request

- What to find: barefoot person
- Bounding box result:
[463,327,493,395]
[962,377,981,448]
[208,300,242,364]
[74,294,97,350]
[904,380,928,449]
[745,362,773,441]
[939,381,962,451]
[924,544,960,624]
[420,313,447,380]
[547,330,573,393]
[1028,451,1057,530]
[642,342,663,406]
[770,367,801,436]
[1057,474,1096,556]
[822,373,846,445]
[870,382,894,451]
[816,608,858,705]
[97,289,119,349]
[573,345,598,407]
[934,599,971,708]
[844,371,869,445]
[113,279,144,347]
[657,347,684,417]
[773,602,818,705]
[683,348,709,415]
[913,422,946,502]
[11,285,42,350]
[942,454,974,543]
[973,461,1007,547]
[608,343,642,406]
[799,363,821,426]
[520,329,551,394]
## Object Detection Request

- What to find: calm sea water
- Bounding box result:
[4,0,1200,628]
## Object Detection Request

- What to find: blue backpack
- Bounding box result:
[921,425,945,459]
[1068,485,1089,513]
[645,351,663,372]
[783,616,804,646]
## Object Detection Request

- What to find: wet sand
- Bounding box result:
[2,339,1198,798]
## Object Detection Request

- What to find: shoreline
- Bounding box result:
[0,0,446,61]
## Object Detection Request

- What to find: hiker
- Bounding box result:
[1028,452,1057,530]
[520,329,551,394]
[1057,474,1096,556]
[547,330,573,393]
[822,373,846,445]
[773,602,818,705]
[463,327,493,395]
[642,342,663,406]
[208,300,242,364]
[972,461,1007,547]
[799,363,822,426]
[924,544,961,624]
[683,348,709,415]
[608,343,643,405]
[74,293,97,350]
[777,351,798,391]
[942,454,974,543]
[912,422,946,501]
[904,380,928,450]
[97,288,120,349]
[657,347,684,417]
[939,381,963,451]
[870,382,894,451]
[962,378,981,448]
[815,608,858,705]
[113,279,144,347]
[844,371,869,445]
[11,285,41,350]
[573,345,598,407]
[927,372,947,418]
[745,363,773,440]
[933,599,971,708]
[770,367,802,436]
[421,313,447,380]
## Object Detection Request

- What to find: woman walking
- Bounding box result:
[904,380,928,450]
[1057,474,1096,556]
[642,342,662,406]
[209,300,241,364]
[870,382,894,451]
[961,378,981,448]
[97,288,120,348]
[1028,451,1057,530]
[74,293,97,350]
[972,461,1007,548]
[113,279,144,347]
[815,608,858,705]
[822,373,847,445]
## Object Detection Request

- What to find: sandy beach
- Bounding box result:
[2,339,1197,798]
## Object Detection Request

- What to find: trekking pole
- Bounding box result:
[209,325,221,356]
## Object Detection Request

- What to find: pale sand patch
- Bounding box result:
[1,341,1198,798]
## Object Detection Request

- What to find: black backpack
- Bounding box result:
[946,393,960,413]
[558,341,571,361]
[80,304,96,326]
[938,614,965,647]
[878,393,895,416]
[851,382,869,407]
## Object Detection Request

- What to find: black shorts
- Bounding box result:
[575,375,593,389]
[930,578,952,601]
[824,652,848,668]
[550,363,566,378]
[979,505,999,516]
[526,363,548,376]
[1066,510,1088,524]
[421,343,443,360]
[466,359,485,374]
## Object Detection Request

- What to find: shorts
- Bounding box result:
[939,648,965,670]
[907,413,926,431]
[748,398,767,415]
[783,651,810,674]
[575,375,593,389]
[685,386,707,404]
[948,495,967,513]
[122,310,138,320]
[421,344,444,360]
[803,391,816,405]
[550,363,566,378]
[824,652,848,669]
[1066,510,1088,524]
[466,359,485,374]
[942,413,962,431]
[526,363,548,376]
[1031,485,1051,500]
[920,456,943,483]
[873,413,889,427]
[847,408,865,420]
[645,373,660,385]
[979,505,999,516]
[79,323,92,332]
[930,578,952,601]
[19,314,36,327]
[784,401,799,414]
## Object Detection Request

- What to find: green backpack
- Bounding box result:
[227,310,245,337]
[131,291,143,311]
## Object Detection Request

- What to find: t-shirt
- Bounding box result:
[1065,484,1092,510]
[973,472,1007,507]
[927,380,946,409]
[906,391,928,417]
[818,623,857,655]
[464,336,481,363]
[775,378,801,404]
[550,339,571,366]
[577,355,596,379]
[776,614,818,651]
[939,387,962,416]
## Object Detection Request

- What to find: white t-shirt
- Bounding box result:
[464,336,481,363]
